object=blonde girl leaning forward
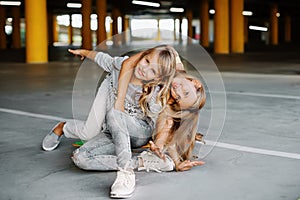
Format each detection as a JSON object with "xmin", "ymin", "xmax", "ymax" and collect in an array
[
  {"xmin": 150, "ymin": 70, "xmax": 206, "ymax": 171},
  {"xmin": 42, "ymin": 45, "xmax": 177, "ymax": 198}
]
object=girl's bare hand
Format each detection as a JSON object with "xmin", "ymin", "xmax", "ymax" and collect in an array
[
  {"xmin": 177, "ymin": 160, "xmax": 205, "ymax": 171},
  {"xmin": 68, "ymin": 49, "xmax": 85, "ymax": 60},
  {"xmin": 149, "ymin": 141, "xmax": 166, "ymax": 161}
]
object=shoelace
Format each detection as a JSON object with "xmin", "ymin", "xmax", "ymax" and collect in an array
[
  {"xmin": 138, "ymin": 152, "xmax": 162, "ymax": 173},
  {"xmin": 115, "ymin": 163, "xmax": 134, "ymax": 186}
]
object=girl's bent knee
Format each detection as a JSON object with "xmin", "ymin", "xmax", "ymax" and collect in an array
[{"xmin": 72, "ymin": 150, "xmax": 90, "ymax": 170}]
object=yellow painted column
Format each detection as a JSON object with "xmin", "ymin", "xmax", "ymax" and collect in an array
[
  {"xmin": 284, "ymin": 15, "xmax": 291, "ymax": 43},
  {"xmin": 11, "ymin": 6, "xmax": 21, "ymax": 49},
  {"xmin": 269, "ymin": 4, "xmax": 278, "ymax": 45},
  {"xmin": 81, "ymin": 0, "xmax": 92, "ymax": 49},
  {"xmin": 200, "ymin": 0, "xmax": 209, "ymax": 47},
  {"xmin": 230, "ymin": 0, "xmax": 244, "ymax": 53},
  {"xmin": 0, "ymin": 6, "xmax": 7, "ymax": 49},
  {"xmin": 112, "ymin": 8, "xmax": 119, "ymax": 36},
  {"xmin": 53, "ymin": 15, "xmax": 59, "ymax": 43},
  {"xmin": 68, "ymin": 15, "xmax": 73, "ymax": 45},
  {"xmin": 121, "ymin": 14, "xmax": 127, "ymax": 44},
  {"xmin": 156, "ymin": 18, "xmax": 161, "ymax": 41},
  {"xmin": 186, "ymin": 9, "xmax": 193, "ymax": 43},
  {"xmin": 96, "ymin": 0, "xmax": 106, "ymax": 45},
  {"xmin": 25, "ymin": 0, "xmax": 48, "ymax": 63},
  {"xmin": 112, "ymin": 8, "xmax": 121, "ymax": 46},
  {"xmin": 214, "ymin": 0, "xmax": 229, "ymax": 54}
]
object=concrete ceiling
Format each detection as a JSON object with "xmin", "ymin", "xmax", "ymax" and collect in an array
[{"xmin": 6, "ymin": 0, "xmax": 300, "ymax": 20}]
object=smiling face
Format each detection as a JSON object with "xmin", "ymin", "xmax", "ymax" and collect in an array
[
  {"xmin": 171, "ymin": 76, "xmax": 198, "ymax": 109},
  {"xmin": 133, "ymin": 51, "xmax": 161, "ymax": 82}
]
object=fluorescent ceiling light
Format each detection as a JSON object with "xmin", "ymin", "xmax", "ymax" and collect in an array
[
  {"xmin": 209, "ymin": 9, "xmax": 215, "ymax": 14},
  {"xmin": 67, "ymin": 3, "xmax": 82, "ymax": 8},
  {"xmin": 242, "ymin": 11, "xmax": 253, "ymax": 16},
  {"xmin": 249, "ymin": 25, "xmax": 268, "ymax": 32},
  {"xmin": 132, "ymin": 0, "xmax": 160, "ymax": 8},
  {"xmin": 170, "ymin": 7, "xmax": 184, "ymax": 13},
  {"xmin": 0, "ymin": 1, "xmax": 21, "ymax": 6}
]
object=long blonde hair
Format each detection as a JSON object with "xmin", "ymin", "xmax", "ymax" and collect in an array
[
  {"xmin": 138, "ymin": 45, "xmax": 177, "ymax": 117},
  {"xmin": 155, "ymin": 71, "xmax": 206, "ymax": 162}
]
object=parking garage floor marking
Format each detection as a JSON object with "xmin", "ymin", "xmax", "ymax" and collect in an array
[{"xmin": 1, "ymin": 107, "xmax": 299, "ymax": 160}]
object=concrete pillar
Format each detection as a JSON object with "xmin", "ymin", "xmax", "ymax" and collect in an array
[
  {"xmin": 179, "ymin": 16, "xmax": 183, "ymax": 44},
  {"xmin": 112, "ymin": 8, "xmax": 121, "ymax": 46},
  {"xmin": 81, "ymin": 0, "xmax": 92, "ymax": 49},
  {"xmin": 173, "ymin": 18, "xmax": 176, "ymax": 41},
  {"xmin": 68, "ymin": 15, "xmax": 73, "ymax": 45},
  {"xmin": 186, "ymin": 9, "xmax": 193, "ymax": 43},
  {"xmin": 53, "ymin": 15, "xmax": 59, "ymax": 43},
  {"xmin": 47, "ymin": 12, "xmax": 54, "ymax": 46},
  {"xmin": 121, "ymin": 14, "xmax": 127, "ymax": 44},
  {"xmin": 244, "ymin": 16, "xmax": 248, "ymax": 44},
  {"xmin": 269, "ymin": 4, "xmax": 278, "ymax": 45},
  {"xmin": 156, "ymin": 18, "xmax": 161, "ymax": 41},
  {"xmin": 230, "ymin": 0, "xmax": 244, "ymax": 53},
  {"xmin": 25, "ymin": 0, "xmax": 48, "ymax": 63},
  {"xmin": 96, "ymin": 0, "xmax": 106, "ymax": 45},
  {"xmin": 0, "ymin": 6, "xmax": 7, "ymax": 49},
  {"xmin": 214, "ymin": 0, "xmax": 229, "ymax": 54},
  {"xmin": 112, "ymin": 8, "xmax": 119, "ymax": 36},
  {"xmin": 11, "ymin": 6, "xmax": 21, "ymax": 49},
  {"xmin": 284, "ymin": 15, "xmax": 291, "ymax": 42},
  {"xmin": 200, "ymin": 0, "xmax": 209, "ymax": 47}
]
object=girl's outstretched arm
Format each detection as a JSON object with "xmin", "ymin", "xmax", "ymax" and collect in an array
[
  {"xmin": 115, "ymin": 51, "xmax": 143, "ymax": 111},
  {"xmin": 68, "ymin": 49, "xmax": 98, "ymax": 61}
]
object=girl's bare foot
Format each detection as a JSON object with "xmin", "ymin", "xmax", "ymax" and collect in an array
[{"xmin": 53, "ymin": 122, "xmax": 65, "ymax": 136}]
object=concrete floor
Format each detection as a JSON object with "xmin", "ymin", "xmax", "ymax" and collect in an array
[{"xmin": 0, "ymin": 43, "xmax": 300, "ymax": 200}]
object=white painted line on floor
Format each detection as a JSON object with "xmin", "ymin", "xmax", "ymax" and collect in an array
[
  {"xmin": 0, "ymin": 107, "xmax": 69, "ymax": 122},
  {"xmin": 211, "ymin": 91, "xmax": 300, "ymax": 100},
  {"xmin": 205, "ymin": 140, "xmax": 300, "ymax": 160},
  {"xmin": 1, "ymin": 107, "xmax": 300, "ymax": 160}
]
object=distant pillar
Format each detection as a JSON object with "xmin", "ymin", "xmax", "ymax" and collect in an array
[
  {"xmin": 0, "ymin": 6, "xmax": 7, "ymax": 49},
  {"xmin": 112, "ymin": 8, "xmax": 119, "ymax": 36},
  {"xmin": 173, "ymin": 18, "xmax": 176, "ymax": 41},
  {"xmin": 244, "ymin": 16, "xmax": 248, "ymax": 44},
  {"xmin": 81, "ymin": 0, "xmax": 92, "ymax": 49},
  {"xmin": 156, "ymin": 18, "xmax": 161, "ymax": 41},
  {"xmin": 121, "ymin": 14, "xmax": 127, "ymax": 44},
  {"xmin": 68, "ymin": 15, "xmax": 73, "ymax": 45},
  {"xmin": 284, "ymin": 15, "xmax": 291, "ymax": 43},
  {"xmin": 47, "ymin": 12, "xmax": 54, "ymax": 46},
  {"xmin": 230, "ymin": 0, "xmax": 244, "ymax": 53},
  {"xmin": 25, "ymin": 0, "xmax": 48, "ymax": 63},
  {"xmin": 96, "ymin": 0, "xmax": 106, "ymax": 45},
  {"xmin": 214, "ymin": 0, "xmax": 229, "ymax": 54},
  {"xmin": 200, "ymin": 0, "xmax": 209, "ymax": 47},
  {"xmin": 269, "ymin": 4, "xmax": 278, "ymax": 45},
  {"xmin": 186, "ymin": 9, "xmax": 193, "ymax": 43},
  {"xmin": 179, "ymin": 16, "xmax": 183, "ymax": 44},
  {"xmin": 11, "ymin": 6, "xmax": 21, "ymax": 49},
  {"xmin": 112, "ymin": 7, "xmax": 121, "ymax": 45},
  {"xmin": 53, "ymin": 15, "xmax": 59, "ymax": 43}
]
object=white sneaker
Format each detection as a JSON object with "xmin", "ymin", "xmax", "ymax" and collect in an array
[
  {"xmin": 138, "ymin": 151, "xmax": 175, "ymax": 173},
  {"xmin": 42, "ymin": 123, "xmax": 63, "ymax": 151},
  {"xmin": 110, "ymin": 169, "xmax": 135, "ymax": 198}
]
